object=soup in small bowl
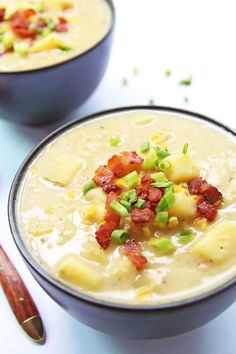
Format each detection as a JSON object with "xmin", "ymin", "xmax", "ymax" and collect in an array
[
  {"xmin": 9, "ymin": 107, "xmax": 236, "ymax": 338},
  {"xmin": 0, "ymin": 0, "xmax": 114, "ymax": 124}
]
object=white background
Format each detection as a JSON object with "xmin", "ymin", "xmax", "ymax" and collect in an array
[{"xmin": 1, "ymin": 0, "xmax": 236, "ymax": 353}]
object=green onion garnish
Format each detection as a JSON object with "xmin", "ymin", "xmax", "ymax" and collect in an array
[
  {"xmin": 83, "ymin": 181, "xmax": 95, "ymax": 195},
  {"xmin": 156, "ymin": 211, "xmax": 169, "ymax": 225},
  {"xmin": 59, "ymin": 43, "xmax": 72, "ymax": 51},
  {"xmin": 178, "ymin": 229, "xmax": 194, "ymax": 244},
  {"xmin": 165, "ymin": 69, "xmax": 172, "ymax": 77},
  {"xmin": 122, "ymin": 78, "xmax": 128, "ymax": 86},
  {"xmin": 152, "ymin": 181, "xmax": 174, "ymax": 188},
  {"xmin": 155, "ymin": 147, "xmax": 170, "ymax": 160},
  {"xmin": 110, "ymin": 201, "xmax": 129, "ymax": 217},
  {"xmin": 134, "ymin": 198, "xmax": 146, "ymax": 208},
  {"xmin": 111, "ymin": 229, "xmax": 129, "ymax": 244},
  {"xmin": 120, "ymin": 200, "xmax": 132, "ymax": 211},
  {"xmin": 158, "ymin": 160, "xmax": 171, "ymax": 171},
  {"xmin": 184, "ymin": 96, "xmax": 189, "ymax": 103},
  {"xmin": 143, "ymin": 150, "xmax": 157, "ymax": 169},
  {"xmin": 3, "ymin": 33, "xmax": 14, "ymax": 49},
  {"xmin": 157, "ymin": 190, "xmax": 175, "ymax": 211},
  {"xmin": 109, "ymin": 136, "xmax": 121, "ymax": 147},
  {"xmin": 151, "ymin": 172, "xmax": 167, "ymax": 182},
  {"xmin": 124, "ymin": 171, "xmax": 139, "ymax": 188},
  {"xmin": 139, "ymin": 141, "xmax": 150, "ymax": 153},
  {"xmin": 13, "ymin": 42, "xmax": 30, "ymax": 55},
  {"xmin": 120, "ymin": 189, "xmax": 137, "ymax": 204},
  {"xmin": 152, "ymin": 237, "xmax": 174, "ymax": 254},
  {"xmin": 179, "ymin": 76, "xmax": 192, "ymax": 86},
  {"xmin": 182, "ymin": 143, "xmax": 189, "ymax": 154}
]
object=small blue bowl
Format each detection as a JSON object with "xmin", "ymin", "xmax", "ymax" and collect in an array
[{"xmin": 0, "ymin": 0, "xmax": 115, "ymax": 125}]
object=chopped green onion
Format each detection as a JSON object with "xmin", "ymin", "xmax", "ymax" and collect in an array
[
  {"xmin": 165, "ymin": 184, "xmax": 174, "ymax": 193},
  {"xmin": 13, "ymin": 42, "xmax": 29, "ymax": 55},
  {"xmin": 111, "ymin": 229, "xmax": 129, "ymax": 244},
  {"xmin": 36, "ymin": 2, "xmax": 46, "ymax": 11},
  {"xmin": 178, "ymin": 229, "xmax": 194, "ymax": 244},
  {"xmin": 152, "ymin": 181, "xmax": 174, "ymax": 188},
  {"xmin": 179, "ymin": 76, "xmax": 192, "ymax": 86},
  {"xmin": 139, "ymin": 141, "xmax": 150, "ymax": 153},
  {"xmin": 122, "ymin": 78, "xmax": 128, "ymax": 86},
  {"xmin": 83, "ymin": 181, "xmax": 95, "ymax": 195},
  {"xmin": 149, "ymin": 98, "xmax": 155, "ymax": 105},
  {"xmin": 120, "ymin": 189, "xmax": 137, "ymax": 204},
  {"xmin": 124, "ymin": 171, "xmax": 139, "ymax": 188},
  {"xmin": 134, "ymin": 198, "xmax": 146, "ymax": 208},
  {"xmin": 42, "ymin": 27, "xmax": 52, "ymax": 37},
  {"xmin": 151, "ymin": 172, "xmax": 167, "ymax": 182},
  {"xmin": 157, "ymin": 190, "xmax": 175, "ymax": 211},
  {"xmin": 156, "ymin": 211, "xmax": 169, "ymax": 225},
  {"xmin": 184, "ymin": 96, "xmax": 189, "ymax": 103},
  {"xmin": 47, "ymin": 19, "xmax": 56, "ymax": 30},
  {"xmin": 143, "ymin": 150, "xmax": 157, "ymax": 169},
  {"xmin": 120, "ymin": 200, "xmax": 131, "ymax": 212},
  {"xmin": 182, "ymin": 143, "xmax": 189, "ymax": 154},
  {"xmin": 155, "ymin": 146, "xmax": 170, "ymax": 160},
  {"xmin": 108, "ymin": 136, "xmax": 121, "ymax": 147},
  {"xmin": 127, "ymin": 189, "xmax": 137, "ymax": 203},
  {"xmin": 158, "ymin": 160, "xmax": 171, "ymax": 171},
  {"xmin": 152, "ymin": 237, "xmax": 174, "ymax": 254},
  {"xmin": 110, "ymin": 201, "xmax": 129, "ymax": 217},
  {"xmin": 59, "ymin": 43, "xmax": 72, "ymax": 51},
  {"xmin": 165, "ymin": 69, "xmax": 172, "ymax": 77}
]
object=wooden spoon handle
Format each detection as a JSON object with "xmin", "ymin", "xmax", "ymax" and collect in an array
[{"xmin": 0, "ymin": 245, "xmax": 45, "ymax": 343}]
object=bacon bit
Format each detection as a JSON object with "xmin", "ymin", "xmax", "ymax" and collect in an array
[
  {"xmin": 131, "ymin": 207, "xmax": 154, "ymax": 224},
  {"xmin": 95, "ymin": 223, "xmax": 113, "ymax": 249},
  {"xmin": 95, "ymin": 192, "xmax": 121, "ymax": 249},
  {"xmin": 188, "ymin": 177, "xmax": 222, "ymax": 207},
  {"xmin": 196, "ymin": 197, "xmax": 217, "ymax": 221},
  {"xmin": 141, "ymin": 174, "xmax": 153, "ymax": 186},
  {"xmin": 10, "ymin": 11, "xmax": 36, "ymax": 38},
  {"xmin": 107, "ymin": 151, "xmax": 143, "ymax": 178},
  {"xmin": 93, "ymin": 165, "xmax": 115, "ymax": 193},
  {"xmin": 104, "ymin": 192, "xmax": 121, "ymax": 229},
  {"xmin": 0, "ymin": 47, "xmax": 13, "ymax": 56},
  {"xmin": 120, "ymin": 239, "xmax": 147, "ymax": 271},
  {"xmin": 58, "ymin": 17, "xmax": 68, "ymax": 24},
  {"xmin": 107, "ymin": 155, "xmax": 124, "ymax": 177},
  {"xmin": 137, "ymin": 186, "xmax": 149, "ymax": 200},
  {"xmin": 23, "ymin": 9, "xmax": 36, "ymax": 19},
  {"xmin": 0, "ymin": 8, "xmax": 5, "ymax": 22},
  {"xmin": 148, "ymin": 187, "xmax": 163, "ymax": 203},
  {"xmin": 54, "ymin": 22, "xmax": 68, "ymax": 32},
  {"xmin": 36, "ymin": 18, "xmax": 47, "ymax": 28},
  {"xmin": 188, "ymin": 177, "xmax": 203, "ymax": 195}
]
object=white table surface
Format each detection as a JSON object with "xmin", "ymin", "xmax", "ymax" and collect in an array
[{"xmin": 1, "ymin": 0, "xmax": 236, "ymax": 353}]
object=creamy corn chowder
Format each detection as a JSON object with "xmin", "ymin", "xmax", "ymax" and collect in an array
[
  {"xmin": 19, "ymin": 110, "xmax": 236, "ymax": 305},
  {"xmin": 0, "ymin": 0, "xmax": 112, "ymax": 71}
]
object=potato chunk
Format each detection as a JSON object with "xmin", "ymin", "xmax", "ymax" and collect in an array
[
  {"xmin": 193, "ymin": 221, "xmax": 236, "ymax": 263},
  {"xmin": 169, "ymin": 192, "xmax": 197, "ymax": 219},
  {"xmin": 58, "ymin": 255, "xmax": 103, "ymax": 290},
  {"xmin": 164, "ymin": 154, "xmax": 199, "ymax": 183},
  {"xmin": 38, "ymin": 154, "xmax": 82, "ymax": 186}
]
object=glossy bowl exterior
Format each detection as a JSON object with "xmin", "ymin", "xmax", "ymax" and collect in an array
[
  {"xmin": 9, "ymin": 107, "xmax": 236, "ymax": 338},
  {"xmin": 0, "ymin": 0, "xmax": 115, "ymax": 125}
]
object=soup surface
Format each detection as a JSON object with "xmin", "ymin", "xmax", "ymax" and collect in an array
[
  {"xmin": 19, "ymin": 110, "xmax": 236, "ymax": 304},
  {"xmin": 0, "ymin": 0, "xmax": 111, "ymax": 72}
]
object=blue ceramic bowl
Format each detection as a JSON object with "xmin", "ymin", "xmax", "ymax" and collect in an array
[
  {"xmin": 0, "ymin": 0, "xmax": 115, "ymax": 125},
  {"xmin": 8, "ymin": 107, "xmax": 236, "ymax": 339}
]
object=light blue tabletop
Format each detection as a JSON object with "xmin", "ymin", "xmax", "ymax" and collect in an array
[{"xmin": 1, "ymin": 0, "xmax": 236, "ymax": 353}]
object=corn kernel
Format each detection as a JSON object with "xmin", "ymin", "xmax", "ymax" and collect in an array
[
  {"xmin": 194, "ymin": 217, "xmax": 208, "ymax": 230},
  {"xmin": 115, "ymin": 178, "xmax": 125, "ymax": 188},
  {"xmin": 168, "ymin": 216, "xmax": 179, "ymax": 228},
  {"xmin": 29, "ymin": 226, "xmax": 53, "ymax": 237},
  {"xmin": 135, "ymin": 282, "xmax": 157, "ymax": 303},
  {"xmin": 142, "ymin": 226, "xmax": 152, "ymax": 238},
  {"xmin": 151, "ymin": 131, "xmax": 171, "ymax": 144},
  {"xmin": 83, "ymin": 206, "xmax": 97, "ymax": 224},
  {"xmin": 66, "ymin": 189, "xmax": 75, "ymax": 200}
]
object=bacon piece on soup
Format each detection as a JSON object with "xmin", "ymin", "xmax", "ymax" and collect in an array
[
  {"xmin": 196, "ymin": 197, "xmax": 217, "ymax": 221},
  {"xmin": 107, "ymin": 151, "xmax": 143, "ymax": 177},
  {"xmin": 140, "ymin": 174, "xmax": 153, "ymax": 186},
  {"xmin": 0, "ymin": 8, "xmax": 5, "ymax": 22},
  {"xmin": 23, "ymin": 9, "xmax": 36, "ymax": 18},
  {"xmin": 95, "ymin": 192, "xmax": 121, "ymax": 249},
  {"xmin": 188, "ymin": 177, "xmax": 203, "ymax": 195},
  {"xmin": 188, "ymin": 177, "xmax": 222, "ymax": 209},
  {"xmin": 120, "ymin": 239, "xmax": 147, "ymax": 271},
  {"xmin": 93, "ymin": 165, "xmax": 116, "ymax": 193},
  {"xmin": 131, "ymin": 207, "xmax": 154, "ymax": 224},
  {"xmin": 36, "ymin": 18, "xmax": 47, "ymax": 28},
  {"xmin": 10, "ymin": 10, "xmax": 36, "ymax": 38},
  {"xmin": 55, "ymin": 17, "xmax": 68, "ymax": 32},
  {"xmin": 95, "ymin": 224, "xmax": 113, "ymax": 249}
]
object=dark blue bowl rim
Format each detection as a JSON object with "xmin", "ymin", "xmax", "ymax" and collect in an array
[
  {"xmin": 8, "ymin": 105, "xmax": 236, "ymax": 312},
  {"xmin": 0, "ymin": 0, "xmax": 115, "ymax": 75}
]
